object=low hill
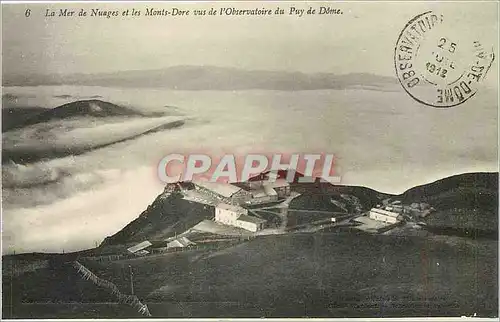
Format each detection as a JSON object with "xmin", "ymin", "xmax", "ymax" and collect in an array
[
  {"xmin": 36, "ymin": 99, "xmax": 143, "ymax": 119},
  {"xmin": 292, "ymin": 182, "xmax": 390, "ymax": 211},
  {"xmin": 2, "ymin": 99, "xmax": 184, "ymax": 163},
  {"xmin": 2, "ymin": 106, "xmax": 47, "ymax": 132},
  {"xmin": 4, "ymin": 100, "xmax": 146, "ymax": 131},
  {"xmin": 398, "ymin": 172, "xmax": 498, "ymax": 233},
  {"xmin": 399, "ymin": 172, "xmax": 498, "ymax": 203}
]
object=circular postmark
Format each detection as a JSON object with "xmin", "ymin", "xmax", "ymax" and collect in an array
[{"xmin": 394, "ymin": 11, "xmax": 495, "ymax": 108}]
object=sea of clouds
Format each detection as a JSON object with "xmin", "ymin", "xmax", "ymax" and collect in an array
[{"xmin": 2, "ymin": 85, "xmax": 498, "ymax": 254}]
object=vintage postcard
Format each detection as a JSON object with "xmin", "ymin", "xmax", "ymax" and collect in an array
[{"xmin": 1, "ymin": 1, "xmax": 498, "ymax": 319}]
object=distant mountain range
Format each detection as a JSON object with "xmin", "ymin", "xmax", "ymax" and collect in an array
[{"xmin": 3, "ymin": 66, "xmax": 398, "ymax": 90}]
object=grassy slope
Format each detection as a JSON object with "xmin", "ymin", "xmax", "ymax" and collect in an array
[
  {"xmin": 87, "ymin": 233, "xmax": 497, "ymax": 318},
  {"xmin": 5, "ymin": 233, "xmax": 497, "ymax": 318},
  {"xmin": 2, "ymin": 259, "xmax": 141, "ymax": 318},
  {"xmin": 289, "ymin": 194, "xmax": 346, "ymax": 212}
]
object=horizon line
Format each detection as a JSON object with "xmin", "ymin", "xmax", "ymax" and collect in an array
[{"xmin": 3, "ymin": 65, "xmax": 398, "ymax": 78}]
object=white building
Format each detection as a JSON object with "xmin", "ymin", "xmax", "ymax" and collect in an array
[
  {"xmin": 215, "ymin": 203, "xmax": 248, "ymax": 226},
  {"xmin": 235, "ymin": 215, "xmax": 266, "ymax": 232},
  {"xmin": 369, "ymin": 208, "xmax": 401, "ymax": 224},
  {"xmin": 215, "ymin": 203, "xmax": 266, "ymax": 232}
]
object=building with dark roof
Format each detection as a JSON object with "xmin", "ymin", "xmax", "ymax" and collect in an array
[{"xmin": 194, "ymin": 180, "xmax": 252, "ymax": 205}]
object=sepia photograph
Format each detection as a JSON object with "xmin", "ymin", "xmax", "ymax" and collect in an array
[{"xmin": 1, "ymin": 1, "xmax": 499, "ymax": 319}]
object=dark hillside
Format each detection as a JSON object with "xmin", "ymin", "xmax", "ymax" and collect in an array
[
  {"xmin": 289, "ymin": 194, "xmax": 345, "ymax": 212},
  {"xmin": 100, "ymin": 191, "xmax": 214, "ymax": 247},
  {"xmin": 399, "ymin": 172, "xmax": 498, "ymax": 234},
  {"xmin": 5, "ymin": 100, "xmax": 145, "ymax": 131},
  {"xmin": 92, "ymin": 233, "xmax": 497, "ymax": 317},
  {"xmin": 292, "ymin": 183, "xmax": 388, "ymax": 211},
  {"xmin": 399, "ymin": 172, "xmax": 498, "ymax": 204},
  {"xmin": 2, "ymin": 107, "xmax": 47, "ymax": 132},
  {"xmin": 2, "ymin": 259, "xmax": 140, "ymax": 318}
]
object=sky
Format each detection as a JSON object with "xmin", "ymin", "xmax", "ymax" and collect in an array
[{"xmin": 2, "ymin": 1, "xmax": 498, "ymax": 83}]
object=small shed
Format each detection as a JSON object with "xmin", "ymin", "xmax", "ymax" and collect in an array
[
  {"xmin": 167, "ymin": 237, "xmax": 195, "ymax": 248},
  {"xmin": 127, "ymin": 241, "xmax": 152, "ymax": 254}
]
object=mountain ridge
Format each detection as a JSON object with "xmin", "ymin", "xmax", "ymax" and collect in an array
[
  {"xmin": 3, "ymin": 66, "xmax": 398, "ymax": 90},
  {"xmin": 98, "ymin": 171, "xmax": 498, "ymax": 247}
]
